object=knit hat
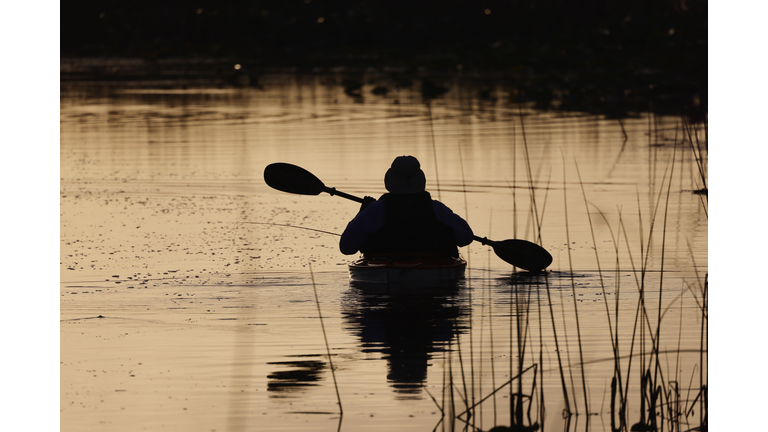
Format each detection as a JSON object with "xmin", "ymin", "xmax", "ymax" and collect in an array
[{"xmin": 384, "ymin": 156, "xmax": 426, "ymax": 194}]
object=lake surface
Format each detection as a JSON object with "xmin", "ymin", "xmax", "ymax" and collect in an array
[{"xmin": 60, "ymin": 75, "xmax": 707, "ymax": 432}]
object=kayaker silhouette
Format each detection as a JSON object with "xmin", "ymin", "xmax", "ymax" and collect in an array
[{"xmin": 340, "ymin": 156, "xmax": 473, "ymax": 258}]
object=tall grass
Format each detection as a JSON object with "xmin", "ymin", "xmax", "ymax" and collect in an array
[
  {"xmin": 442, "ymin": 112, "xmax": 707, "ymax": 432},
  {"xmin": 585, "ymin": 114, "xmax": 707, "ymax": 432},
  {"xmin": 416, "ymin": 101, "xmax": 707, "ymax": 432}
]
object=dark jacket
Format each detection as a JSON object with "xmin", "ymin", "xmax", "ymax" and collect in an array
[{"xmin": 340, "ymin": 192, "xmax": 473, "ymax": 257}]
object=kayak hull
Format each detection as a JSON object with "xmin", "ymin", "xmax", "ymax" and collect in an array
[{"xmin": 348, "ymin": 255, "xmax": 466, "ymax": 287}]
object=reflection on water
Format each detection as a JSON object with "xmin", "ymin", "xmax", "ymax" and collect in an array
[
  {"xmin": 342, "ymin": 284, "xmax": 468, "ymax": 398},
  {"xmin": 60, "ymin": 74, "xmax": 706, "ymax": 432},
  {"xmin": 267, "ymin": 357, "xmax": 326, "ymax": 396}
]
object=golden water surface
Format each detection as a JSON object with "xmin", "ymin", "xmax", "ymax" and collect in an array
[{"xmin": 61, "ymin": 76, "xmax": 707, "ymax": 432}]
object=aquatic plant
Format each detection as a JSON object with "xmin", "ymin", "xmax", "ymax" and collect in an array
[{"xmin": 443, "ymin": 112, "xmax": 706, "ymax": 432}]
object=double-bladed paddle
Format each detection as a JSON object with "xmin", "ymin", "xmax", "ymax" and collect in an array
[{"xmin": 263, "ymin": 162, "xmax": 553, "ymax": 271}]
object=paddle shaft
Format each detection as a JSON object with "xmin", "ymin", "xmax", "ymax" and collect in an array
[
  {"xmin": 324, "ymin": 187, "xmax": 364, "ymax": 203},
  {"xmin": 472, "ymin": 236, "xmax": 494, "ymax": 246}
]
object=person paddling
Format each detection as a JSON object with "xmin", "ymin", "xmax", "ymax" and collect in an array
[{"xmin": 340, "ymin": 156, "xmax": 473, "ymax": 258}]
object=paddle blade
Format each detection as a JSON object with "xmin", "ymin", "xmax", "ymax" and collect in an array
[
  {"xmin": 264, "ymin": 163, "xmax": 327, "ymax": 196},
  {"xmin": 491, "ymin": 239, "xmax": 553, "ymax": 271}
]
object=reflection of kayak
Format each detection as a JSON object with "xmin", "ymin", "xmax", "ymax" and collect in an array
[{"xmin": 348, "ymin": 255, "xmax": 466, "ymax": 286}]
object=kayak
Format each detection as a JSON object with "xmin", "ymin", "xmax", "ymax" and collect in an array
[{"xmin": 348, "ymin": 255, "xmax": 467, "ymax": 286}]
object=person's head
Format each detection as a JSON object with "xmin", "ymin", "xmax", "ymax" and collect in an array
[{"xmin": 384, "ymin": 155, "xmax": 426, "ymax": 194}]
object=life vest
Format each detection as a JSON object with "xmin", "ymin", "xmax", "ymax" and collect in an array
[{"xmin": 360, "ymin": 192, "xmax": 459, "ymax": 258}]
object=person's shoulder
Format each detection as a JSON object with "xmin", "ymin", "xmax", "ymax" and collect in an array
[
  {"xmin": 431, "ymin": 199, "xmax": 453, "ymax": 211},
  {"xmin": 432, "ymin": 200, "xmax": 464, "ymax": 221},
  {"xmin": 361, "ymin": 199, "xmax": 386, "ymax": 215}
]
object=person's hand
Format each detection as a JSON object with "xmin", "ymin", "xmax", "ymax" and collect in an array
[{"xmin": 360, "ymin": 196, "xmax": 376, "ymax": 212}]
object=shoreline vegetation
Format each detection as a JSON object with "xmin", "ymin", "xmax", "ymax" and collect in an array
[
  {"xmin": 61, "ymin": 0, "xmax": 706, "ymax": 121},
  {"xmin": 437, "ymin": 112, "xmax": 706, "ymax": 432}
]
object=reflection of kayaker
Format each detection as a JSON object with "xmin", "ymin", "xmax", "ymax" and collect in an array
[
  {"xmin": 341, "ymin": 285, "xmax": 467, "ymax": 397},
  {"xmin": 339, "ymin": 156, "xmax": 473, "ymax": 258}
]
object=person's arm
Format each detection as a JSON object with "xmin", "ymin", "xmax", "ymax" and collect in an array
[
  {"xmin": 339, "ymin": 200, "xmax": 386, "ymax": 255},
  {"xmin": 432, "ymin": 201, "xmax": 474, "ymax": 246}
]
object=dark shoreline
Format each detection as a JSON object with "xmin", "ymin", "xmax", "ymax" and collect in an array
[
  {"xmin": 61, "ymin": 1, "xmax": 706, "ymax": 121},
  {"xmin": 60, "ymin": 57, "xmax": 705, "ymax": 122}
]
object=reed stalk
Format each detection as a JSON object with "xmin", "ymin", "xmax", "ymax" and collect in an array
[
  {"xmin": 517, "ymin": 105, "xmax": 544, "ymax": 246},
  {"xmin": 309, "ymin": 263, "xmax": 343, "ymax": 416},
  {"xmin": 457, "ymin": 128, "xmax": 477, "ymax": 427},
  {"xmin": 561, "ymin": 153, "xmax": 590, "ymax": 416},
  {"xmin": 682, "ymin": 117, "xmax": 708, "ymax": 195},
  {"xmin": 574, "ymin": 161, "xmax": 624, "ymax": 400},
  {"xmin": 487, "ymin": 216, "xmax": 499, "ymax": 426},
  {"xmin": 536, "ymin": 276, "xmax": 546, "ymax": 430},
  {"xmin": 426, "ymin": 101, "xmax": 442, "ymax": 202},
  {"xmin": 548, "ymin": 268, "xmax": 574, "ymax": 415},
  {"xmin": 456, "ymin": 364, "xmax": 537, "ymax": 420}
]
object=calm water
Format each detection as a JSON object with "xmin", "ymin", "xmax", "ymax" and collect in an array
[{"xmin": 60, "ymin": 75, "xmax": 707, "ymax": 432}]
